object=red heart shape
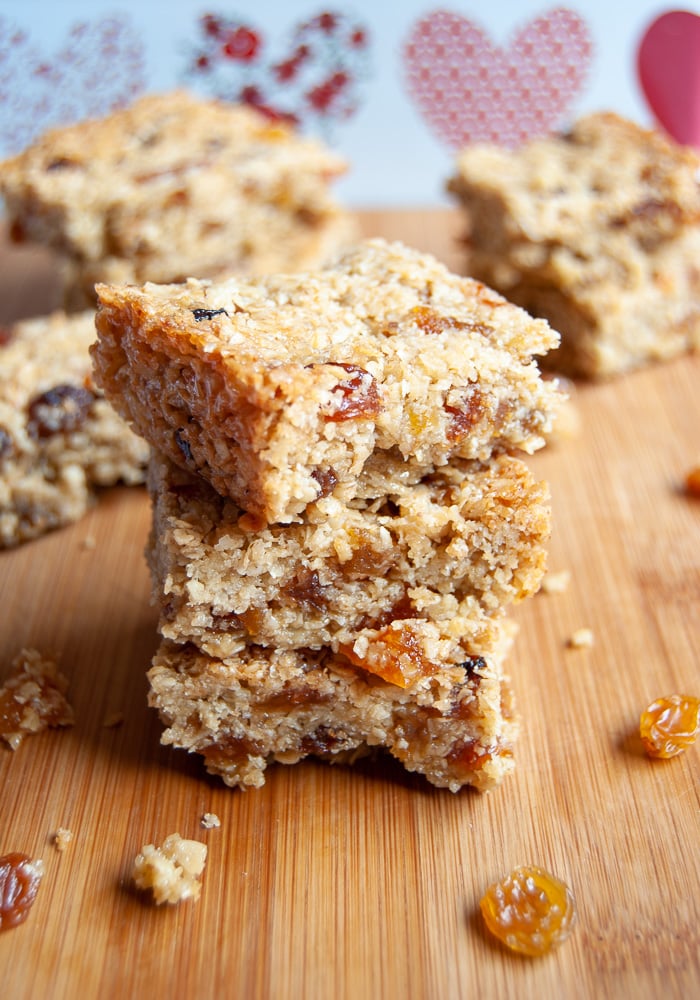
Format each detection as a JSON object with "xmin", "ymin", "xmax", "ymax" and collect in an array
[
  {"xmin": 0, "ymin": 14, "xmax": 145, "ymax": 155},
  {"xmin": 638, "ymin": 10, "xmax": 700, "ymax": 148},
  {"xmin": 403, "ymin": 7, "xmax": 592, "ymax": 149}
]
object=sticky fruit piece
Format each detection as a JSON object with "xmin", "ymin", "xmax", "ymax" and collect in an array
[
  {"xmin": 0, "ymin": 853, "xmax": 44, "ymax": 930},
  {"xmin": 640, "ymin": 694, "xmax": 700, "ymax": 759},
  {"xmin": 315, "ymin": 363, "xmax": 380, "ymax": 422},
  {"xmin": 339, "ymin": 622, "xmax": 434, "ymax": 688},
  {"xmin": 27, "ymin": 383, "xmax": 95, "ymax": 438},
  {"xmin": 686, "ymin": 466, "xmax": 700, "ymax": 497},
  {"xmin": 480, "ymin": 864, "xmax": 576, "ymax": 957}
]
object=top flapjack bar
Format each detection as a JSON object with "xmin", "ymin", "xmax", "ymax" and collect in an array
[
  {"xmin": 447, "ymin": 112, "xmax": 700, "ymax": 377},
  {"xmin": 0, "ymin": 91, "xmax": 356, "ymax": 308},
  {"xmin": 92, "ymin": 238, "xmax": 561, "ymax": 524}
]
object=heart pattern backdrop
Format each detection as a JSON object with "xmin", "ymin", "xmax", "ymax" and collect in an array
[
  {"xmin": 403, "ymin": 6, "xmax": 593, "ymax": 149},
  {"xmin": 0, "ymin": 4, "xmax": 697, "ymax": 197},
  {"xmin": 0, "ymin": 14, "xmax": 145, "ymax": 155},
  {"xmin": 181, "ymin": 10, "xmax": 371, "ymax": 134}
]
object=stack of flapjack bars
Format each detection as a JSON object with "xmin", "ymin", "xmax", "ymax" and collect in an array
[{"xmin": 91, "ymin": 238, "xmax": 562, "ymax": 792}]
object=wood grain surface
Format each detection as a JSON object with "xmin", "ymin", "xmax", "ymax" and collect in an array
[{"xmin": 1, "ymin": 210, "xmax": 699, "ymax": 999}]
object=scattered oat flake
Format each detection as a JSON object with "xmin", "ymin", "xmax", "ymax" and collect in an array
[
  {"xmin": 686, "ymin": 466, "xmax": 700, "ymax": 497},
  {"xmin": 132, "ymin": 833, "xmax": 207, "ymax": 905},
  {"xmin": 0, "ymin": 853, "xmax": 44, "ymax": 930},
  {"xmin": 568, "ymin": 627, "xmax": 594, "ymax": 649},
  {"xmin": 541, "ymin": 569, "xmax": 571, "ymax": 595},
  {"xmin": 53, "ymin": 828, "xmax": 74, "ymax": 852},
  {"xmin": 102, "ymin": 711, "xmax": 124, "ymax": 728},
  {"xmin": 0, "ymin": 648, "xmax": 74, "ymax": 750},
  {"xmin": 201, "ymin": 813, "xmax": 221, "ymax": 829}
]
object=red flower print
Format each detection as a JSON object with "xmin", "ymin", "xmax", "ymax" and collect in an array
[
  {"xmin": 180, "ymin": 9, "xmax": 371, "ymax": 135},
  {"xmin": 306, "ymin": 70, "xmax": 348, "ymax": 112},
  {"xmin": 315, "ymin": 13, "xmax": 338, "ymax": 33},
  {"xmin": 307, "ymin": 80, "xmax": 334, "ymax": 111},
  {"xmin": 239, "ymin": 84, "xmax": 299, "ymax": 125},
  {"xmin": 239, "ymin": 84, "xmax": 263, "ymax": 105},
  {"xmin": 274, "ymin": 58, "xmax": 296, "ymax": 82},
  {"xmin": 202, "ymin": 15, "xmax": 222, "ymax": 38},
  {"xmin": 222, "ymin": 26, "xmax": 260, "ymax": 62}
]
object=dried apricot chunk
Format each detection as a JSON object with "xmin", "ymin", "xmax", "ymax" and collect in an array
[
  {"xmin": 311, "ymin": 466, "xmax": 338, "ymax": 499},
  {"xmin": 480, "ymin": 865, "xmax": 576, "ymax": 957},
  {"xmin": 640, "ymin": 694, "xmax": 700, "ymax": 759},
  {"xmin": 686, "ymin": 466, "xmax": 700, "ymax": 498},
  {"xmin": 409, "ymin": 305, "xmax": 457, "ymax": 335},
  {"xmin": 408, "ymin": 305, "xmax": 492, "ymax": 338},
  {"xmin": 283, "ymin": 569, "xmax": 328, "ymax": 610},
  {"xmin": 445, "ymin": 395, "xmax": 484, "ymax": 442},
  {"xmin": 339, "ymin": 622, "xmax": 434, "ymax": 688},
  {"xmin": 313, "ymin": 363, "xmax": 381, "ymax": 422},
  {"xmin": 0, "ymin": 853, "xmax": 44, "ymax": 930}
]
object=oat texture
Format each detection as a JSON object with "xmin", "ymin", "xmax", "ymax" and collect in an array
[
  {"xmin": 146, "ymin": 450, "xmax": 550, "ymax": 658},
  {"xmin": 448, "ymin": 112, "xmax": 700, "ymax": 377},
  {"xmin": 0, "ymin": 648, "xmax": 74, "ymax": 750},
  {"xmin": 0, "ymin": 310, "xmax": 148, "ymax": 547},
  {"xmin": 148, "ymin": 624, "xmax": 518, "ymax": 793}
]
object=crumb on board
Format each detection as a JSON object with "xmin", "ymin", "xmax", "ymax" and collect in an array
[
  {"xmin": 201, "ymin": 813, "xmax": 221, "ymax": 830},
  {"xmin": 546, "ymin": 377, "xmax": 581, "ymax": 443},
  {"xmin": 540, "ymin": 569, "xmax": 571, "ymax": 595},
  {"xmin": 0, "ymin": 648, "xmax": 74, "ymax": 750},
  {"xmin": 53, "ymin": 828, "xmax": 74, "ymax": 852},
  {"xmin": 132, "ymin": 833, "xmax": 207, "ymax": 905},
  {"xmin": 568, "ymin": 627, "xmax": 594, "ymax": 649},
  {"xmin": 81, "ymin": 535, "xmax": 97, "ymax": 551},
  {"xmin": 102, "ymin": 710, "xmax": 124, "ymax": 728}
]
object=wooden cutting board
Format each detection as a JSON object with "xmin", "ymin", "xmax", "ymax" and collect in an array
[{"xmin": 1, "ymin": 210, "xmax": 699, "ymax": 999}]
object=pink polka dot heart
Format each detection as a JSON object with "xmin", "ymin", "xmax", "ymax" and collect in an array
[{"xmin": 403, "ymin": 7, "xmax": 593, "ymax": 149}]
